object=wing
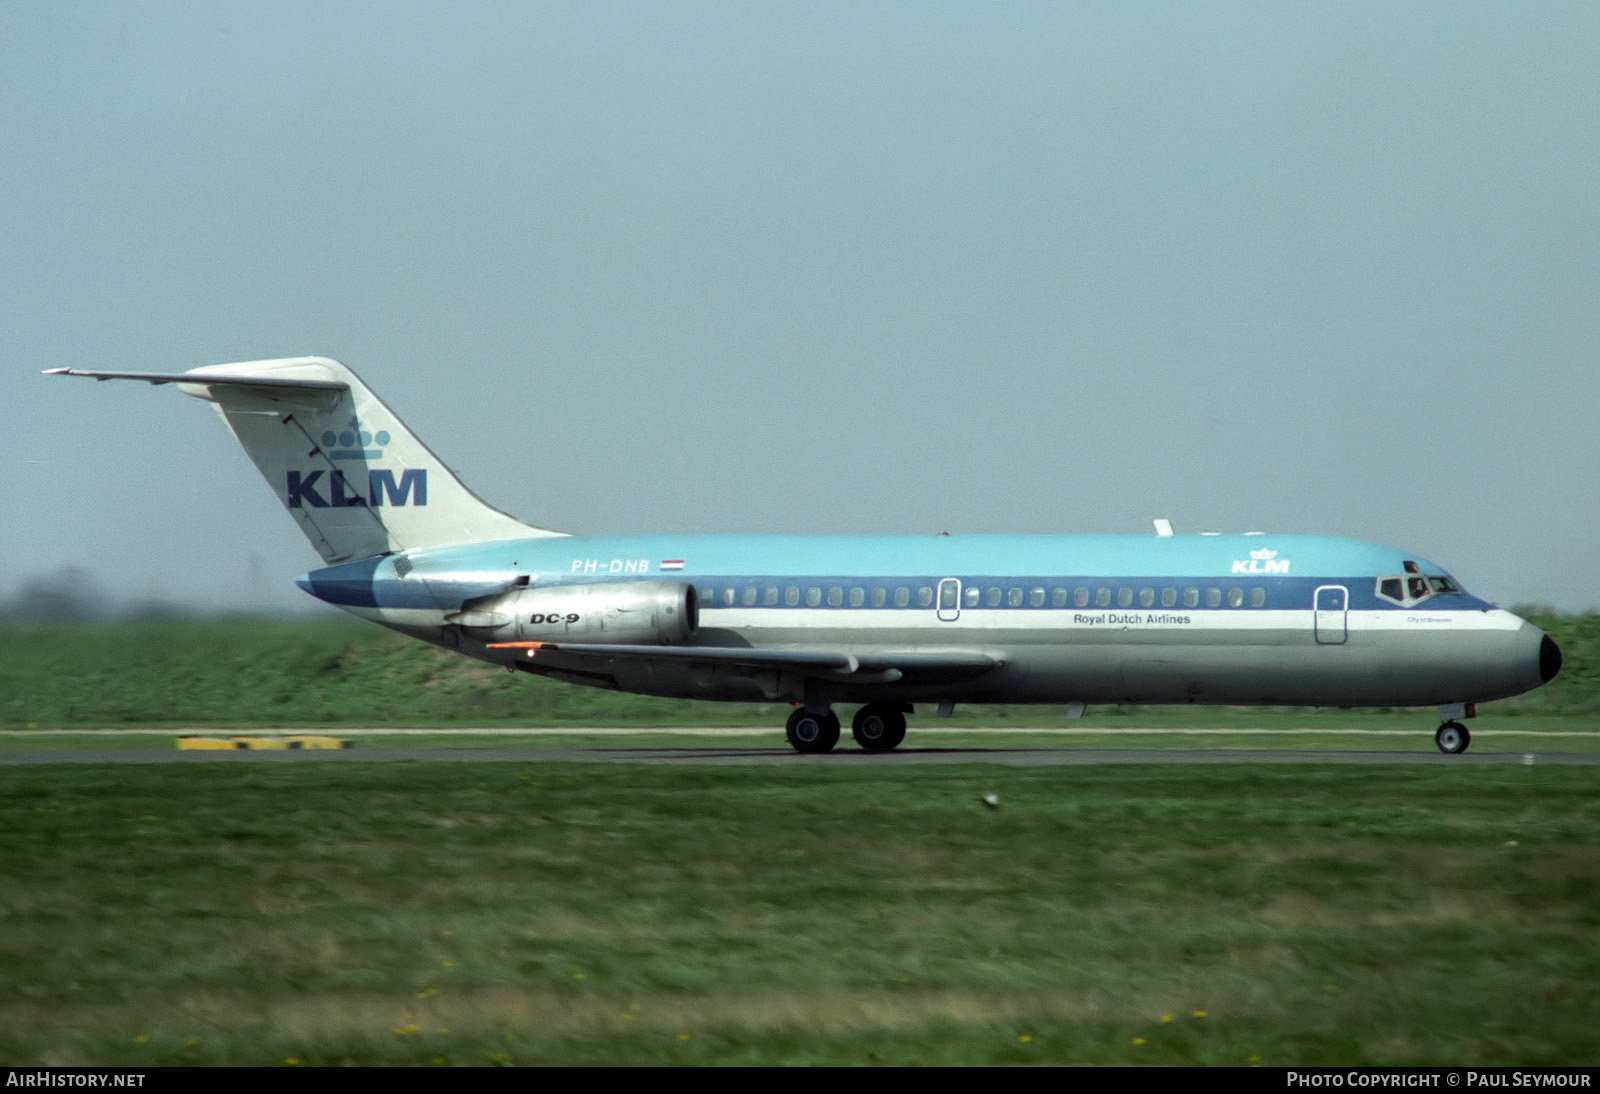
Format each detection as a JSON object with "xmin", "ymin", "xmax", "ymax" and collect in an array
[{"xmin": 487, "ymin": 641, "xmax": 1000, "ymax": 685}]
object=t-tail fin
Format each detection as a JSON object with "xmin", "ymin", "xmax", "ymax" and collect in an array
[{"xmin": 47, "ymin": 357, "xmax": 563, "ymax": 562}]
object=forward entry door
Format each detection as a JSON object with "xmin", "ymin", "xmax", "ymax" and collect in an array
[{"xmin": 1314, "ymin": 585, "xmax": 1348, "ymax": 645}]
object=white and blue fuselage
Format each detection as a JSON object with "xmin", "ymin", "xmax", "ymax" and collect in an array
[{"xmin": 299, "ymin": 531, "xmax": 1556, "ymax": 713}]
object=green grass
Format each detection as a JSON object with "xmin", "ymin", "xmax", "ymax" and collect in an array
[
  {"xmin": 2, "ymin": 761, "xmax": 1597, "ymax": 1065},
  {"xmin": 3, "ymin": 615, "xmax": 1599, "ymax": 729}
]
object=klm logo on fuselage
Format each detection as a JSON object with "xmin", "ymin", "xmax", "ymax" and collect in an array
[
  {"xmin": 287, "ymin": 469, "xmax": 428, "ymax": 508},
  {"xmin": 1232, "ymin": 548, "xmax": 1289, "ymax": 575}
]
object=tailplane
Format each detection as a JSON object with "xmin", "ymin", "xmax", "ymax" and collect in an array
[{"xmin": 48, "ymin": 357, "xmax": 563, "ymax": 562}]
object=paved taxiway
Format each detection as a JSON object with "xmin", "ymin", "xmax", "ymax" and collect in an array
[{"xmin": 5, "ymin": 746, "xmax": 1599, "ymax": 766}]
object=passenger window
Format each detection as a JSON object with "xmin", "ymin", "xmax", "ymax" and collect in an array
[
  {"xmin": 894, "ymin": 587, "xmax": 910, "ymax": 608},
  {"xmin": 1008, "ymin": 587, "xmax": 1024, "ymax": 607},
  {"xmin": 806, "ymin": 587, "xmax": 822, "ymax": 607},
  {"xmin": 742, "ymin": 586, "xmax": 757, "ymax": 606},
  {"xmin": 871, "ymin": 587, "xmax": 886, "ymax": 608},
  {"xmin": 849, "ymin": 587, "xmax": 864, "ymax": 608},
  {"xmin": 1161, "ymin": 587, "xmax": 1177, "ymax": 608},
  {"xmin": 1117, "ymin": 587, "xmax": 1133, "ymax": 608},
  {"xmin": 1138, "ymin": 587, "xmax": 1155, "ymax": 608},
  {"xmin": 1205, "ymin": 588, "xmax": 1222, "ymax": 608},
  {"xmin": 986, "ymin": 587, "xmax": 1002, "ymax": 608},
  {"xmin": 785, "ymin": 586, "xmax": 800, "ymax": 607},
  {"xmin": 939, "ymin": 584, "xmax": 957, "ymax": 609},
  {"xmin": 1075, "ymin": 588, "xmax": 1091, "ymax": 608},
  {"xmin": 1052, "ymin": 588, "xmax": 1068, "ymax": 608},
  {"xmin": 1183, "ymin": 587, "xmax": 1199, "ymax": 608},
  {"xmin": 764, "ymin": 586, "xmax": 779, "ymax": 606},
  {"xmin": 916, "ymin": 587, "xmax": 934, "ymax": 608},
  {"xmin": 1228, "ymin": 588, "xmax": 1244, "ymax": 608},
  {"xmin": 827, "ymin": 587, "xmax": 843, "ymax": 608},
  {"xmin": 965, "ymin": 586, "xmax": 981, "ymax": 608},
  {"xmin": 1030, "ymin": 588, "xmax": 1045, "ymax": 608},
  {"xmin": 722, "ymin": 587, "xmax": 736, "ymax": 607},
  {"xmin": 1095, "ymin": 588, "xmax": 1111, "ymax": 607},
  {"xmin": 1249, "ymin": 587, "xmax": 1266, "ymax": 608}
]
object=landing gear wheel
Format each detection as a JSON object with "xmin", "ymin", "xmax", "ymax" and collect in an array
[
  {"xmin": 851, "ymin": 704, "xmax": 907, "ymax": 751},
  {"xmin": 1435, "ymin": 721, "xmax": 1471, "ymax": 754},
  {"xmin": 786, "ymin": 708, "xmax": 840, "ymax": 753}
]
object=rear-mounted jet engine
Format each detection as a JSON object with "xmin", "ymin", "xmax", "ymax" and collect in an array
[{"xmin": 448, "ymin": 581, "xmax": 698, "ymax": 645}]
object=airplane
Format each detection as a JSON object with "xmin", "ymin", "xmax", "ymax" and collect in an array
[{"xmin": 49, "ymin": 356, "xmax": 1562, "ymax": 754}]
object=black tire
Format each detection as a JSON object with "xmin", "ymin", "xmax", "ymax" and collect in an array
[
  {"xmin": 851, "ymin": 704, "xmax": 907, "ymax": 751},
  {"xmin": 1435, "ymin": 721, "xmax": 1470, "ymax": 754},
  {"xmin": 786, "ymin": 708, "xmax": 840, "ymax": 753}
]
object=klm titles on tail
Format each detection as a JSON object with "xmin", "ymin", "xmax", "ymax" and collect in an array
[{"xmin": 287, "ymin": 469, "xmax": 428, "ymax": 509}]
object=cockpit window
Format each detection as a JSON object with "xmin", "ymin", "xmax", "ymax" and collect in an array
[{"xmin": 1377, "ymin": 572, "xmax": 1463, "ymax": 607}]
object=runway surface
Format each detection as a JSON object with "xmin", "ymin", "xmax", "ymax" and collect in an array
[{"xmin": 5, "ymin": 746, "xmax": 1599, "ymax": 766}]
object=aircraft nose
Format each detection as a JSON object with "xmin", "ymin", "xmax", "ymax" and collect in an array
[
  {"xmin": 1541, "ymin": 633, "xmax": 1563, "ymax": 684},
  {"xmin": 1491, "ymin": 620, "xmax": 1561, "ymax": 701}
]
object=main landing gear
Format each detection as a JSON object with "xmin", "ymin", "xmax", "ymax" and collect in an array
[
  {"xmin": 851, "ymin": 704, "xmax": 908, "ymax": 751},
  {"xmin": 785, "ymin": 703, "xmax": 908, "ymax": 754},
  {"xmin": 1435, "ymin": 721, "xmax": 1471, "ymax": 755},
  {"xmin": 784, "ymin": 707, "xmax": 840, "ymax": 753}
]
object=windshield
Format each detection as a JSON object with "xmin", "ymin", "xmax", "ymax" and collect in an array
[{"xmin": 1377, "ymin": 571, "xmax": 1462, "ymax": 607}]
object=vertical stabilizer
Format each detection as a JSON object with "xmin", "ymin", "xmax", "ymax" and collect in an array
[{"xmin": 49, "ymin": 357, "xmax": 562, "ymax": 562}]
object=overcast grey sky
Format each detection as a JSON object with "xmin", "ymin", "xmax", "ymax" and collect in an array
[{"xmin": 5, "ymin": 2, "xmax": 1597, "ymax": 614}]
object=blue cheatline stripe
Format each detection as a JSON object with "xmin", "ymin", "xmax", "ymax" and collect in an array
[{"xmin": 687, "ymin": 575, "xmax": 1487, "ymax": 613}]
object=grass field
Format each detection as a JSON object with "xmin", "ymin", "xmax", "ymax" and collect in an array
[
  {"xmin": 4, "ymin": 619, "xmax": 1596, "ymax": 1065},
  {"xmin": 3, "ymin": 760, "xmax": 1597, "ymax": 1065},
  {"xmin": 3, "ymin": 614, "xmax": 1599, "ymax": 730}
]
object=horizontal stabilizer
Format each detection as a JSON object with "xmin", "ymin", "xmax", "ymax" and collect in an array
[{"xmin": 44, "ymin": 368, "xmax": 348, "ymax": 391}]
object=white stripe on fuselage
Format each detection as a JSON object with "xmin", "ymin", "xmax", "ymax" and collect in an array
[
  {"xmin": 347, "ymin": 603, "xmax": 1524, "ymax": 641},
  {"xmin": 694, "ymin": 607, "xmax": 1524, "ymax": 634}
]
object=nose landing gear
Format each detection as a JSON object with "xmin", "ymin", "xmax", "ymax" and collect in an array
[{"xmin": 1435, "ymin": 721, "xmax": 1471, "ymax": 754}]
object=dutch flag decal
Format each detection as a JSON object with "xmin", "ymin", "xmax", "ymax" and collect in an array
[{"xmin": 660, "ymin": 559, "xmax": 685, "ymax": 571}]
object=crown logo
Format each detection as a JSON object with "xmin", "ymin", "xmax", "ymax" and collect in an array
[
  {"xmin": 1249, "ymin": 548, "xmax": 1278, "ymax": 561},
  {"xmin": 322, "ymin": 417, "xmax": 391, "ymax": 461}
]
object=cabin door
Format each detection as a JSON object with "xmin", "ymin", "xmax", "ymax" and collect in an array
[
  {"xmin": 937, "ymin": 578, "xmax": 962, "ymax": 622},
  {"xmin": 1314, "ymin": 585, "xmax": 1348, "ymax": 645}
]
